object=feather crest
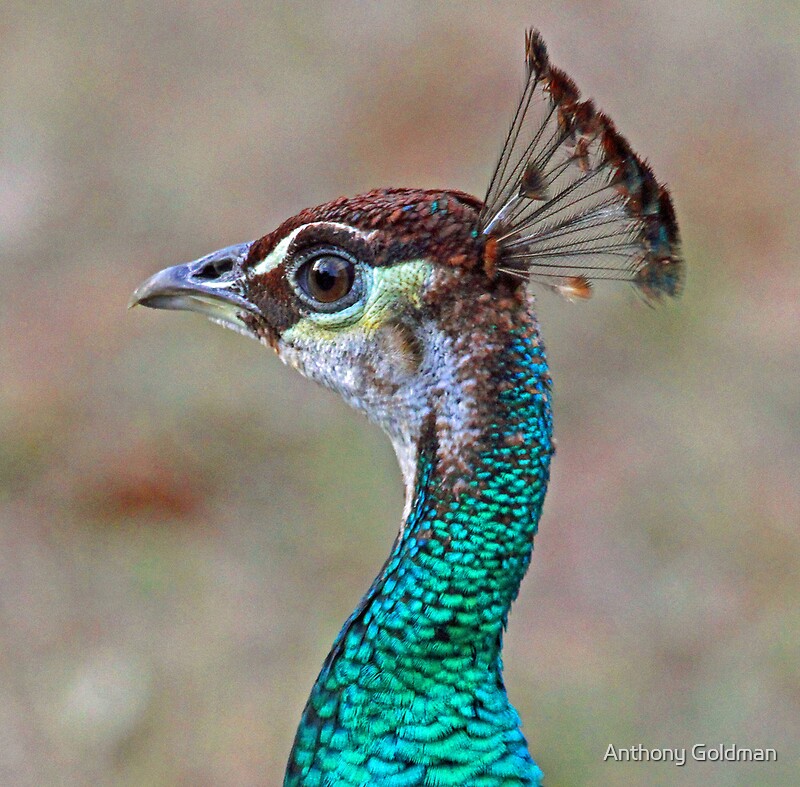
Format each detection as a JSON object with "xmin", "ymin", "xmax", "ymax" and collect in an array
[{"xmin": 480, "ymin": 30, "xmax": 684, "ymax": 302}]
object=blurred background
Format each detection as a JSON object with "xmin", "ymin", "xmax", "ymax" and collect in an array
[{"xmin": 1, "ymin": 2, "xmax": 798, "ymax": 785}]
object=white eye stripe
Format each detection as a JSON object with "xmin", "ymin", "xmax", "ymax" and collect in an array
[
  {"xmin": 249, "ymin": 226, "xmax": 306, "ymax": 275},
  {"xmin": 249, "ymin": 222, "xmax": 376, "ymax": 276}
]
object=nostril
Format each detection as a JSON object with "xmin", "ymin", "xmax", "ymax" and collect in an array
[{"xmin": 194, "ymin": 255, "xmax": 235, "ymax": 281}]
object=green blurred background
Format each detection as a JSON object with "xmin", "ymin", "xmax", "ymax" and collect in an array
[{"xmin": 1, "ymin": 2, "xmax": 798, "ymax": 785}]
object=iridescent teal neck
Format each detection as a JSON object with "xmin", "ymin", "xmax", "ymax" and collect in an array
[{"xmin": 286, "ymin": 310, "xmax": 553, "ymax": 787}]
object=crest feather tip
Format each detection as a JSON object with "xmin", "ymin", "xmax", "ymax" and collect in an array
[{"xmin": 525, "ymin": 29, "xmax": 549, "ymax": 77}]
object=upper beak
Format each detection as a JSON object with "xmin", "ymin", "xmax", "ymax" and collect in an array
[{"xmin": 129, "ymin": 242, "xmax": 260, "ymax": 334}]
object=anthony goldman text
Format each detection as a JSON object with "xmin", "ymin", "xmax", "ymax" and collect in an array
[{"xmin": 604, "ymin": 744, "xmax": 777, "ymax": 767}]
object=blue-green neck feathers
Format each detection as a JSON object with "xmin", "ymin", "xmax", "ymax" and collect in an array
[{"xmin": 286, "ymin": 303, "xmax": 553, "ymax": 787}]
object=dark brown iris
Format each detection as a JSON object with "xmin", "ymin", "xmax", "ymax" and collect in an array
[{"xmin": 299, "ymin": 255, "xmax": 355, "ymax": 304}]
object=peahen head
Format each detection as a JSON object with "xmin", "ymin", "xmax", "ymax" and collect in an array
[
  {"xmin": 131, "ymin": 188, "xmax": 538, "ymax": 486},
  {"xmin": 131, "ymin": 33, "xmax": 683, "ymax": 451},
  {"xmin": 132, "ymin": 163, "xmax": 680, "ymax": 484}
]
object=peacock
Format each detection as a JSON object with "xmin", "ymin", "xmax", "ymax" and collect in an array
[{"xmin": 131, "ymin": 30, "xmax": 682, "ymax": 787}]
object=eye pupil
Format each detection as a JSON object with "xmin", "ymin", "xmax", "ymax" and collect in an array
[
  {"xmin": 312, "ymin": 260, "xmax": 340, "ymax": 292},
  {"xmin": 303, "ymin": 255, "xmax": 355, "ymax": 304}
]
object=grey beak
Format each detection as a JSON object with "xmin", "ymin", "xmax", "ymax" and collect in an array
[{"xmin": 130, "ymin": 242, "xmax": 260, "ymax": 332}]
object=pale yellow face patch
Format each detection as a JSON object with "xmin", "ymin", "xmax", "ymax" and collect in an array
[{"xmin": 282, "ymin": 259, "xmax": 432, "ymax": 343}]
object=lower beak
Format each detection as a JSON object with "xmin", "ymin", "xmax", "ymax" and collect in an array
[{"xmin": 129, "ymin": 242, "xmax": 260, "ymax": 334}]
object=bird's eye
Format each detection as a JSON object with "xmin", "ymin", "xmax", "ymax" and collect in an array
[
  {"xmin": 294, "ymin": 249, "xmax": 360, "ymax": 311},
  {"xmin": 302, "ymin": 256, "xmax": 354, "ymax": 302}
]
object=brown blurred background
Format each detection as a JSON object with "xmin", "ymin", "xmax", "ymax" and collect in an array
[{"xmin": 1, "ymin": 2, "xmax": 798, "ymax": 785}]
